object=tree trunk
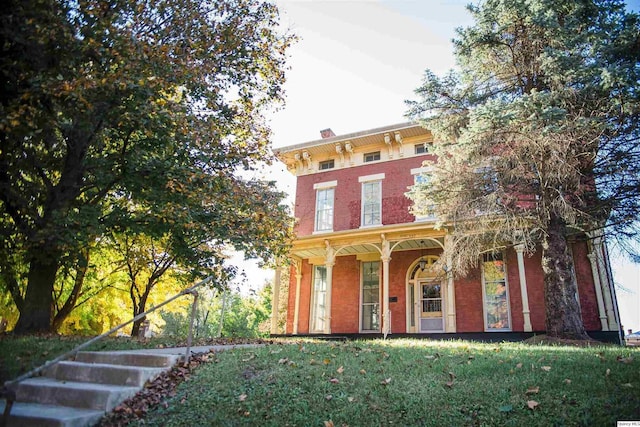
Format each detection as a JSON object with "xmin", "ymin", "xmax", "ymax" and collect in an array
[
  {"xmin": 541, "ymin": 214, "xmax": 589, "ymax": 340},
  {"xmin": 13, "ymin": 253, "xmax": 59, "ymax": 333},
  {"xmin": 52, "ymin": 249, "xmax": 90, "ymax": 332}
]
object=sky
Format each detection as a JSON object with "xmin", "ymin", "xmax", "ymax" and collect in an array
[{"xmin": 231, "ymin": 0, "xmax": 640, "ymax": 333}]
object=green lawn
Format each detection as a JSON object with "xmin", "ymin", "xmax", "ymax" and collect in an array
[{"xmin": 133, "ymin": 339, "xmax": 640, "ymax": 427}]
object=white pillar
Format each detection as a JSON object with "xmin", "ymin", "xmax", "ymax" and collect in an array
[
  {"xmin": 444, "ymin": 235, "xmax": 456, "ymax": 332},
  {"xmin": 514, "ymin": 244, "xmax": 533, "ymax": 332},
  {"xmin": 594, "ymin": 239, "xmax": 618, "ymax": 330},
  {"xmin": 381, "ymin": 234, "xmax": 391, "ymax": 338},
  {"xmin": 587, "ymin": 253, "xmax": 609, "ymax": 331},
  {"xmin": 270, "ymin": 265, "xmax": 282, "ymax": 335},
  {"xmin": 324, "ymin": 241, "xmax": 335, "ymax": 334},
  {"xmin": 293, "ymin": 259, "xmax": 302, "ymax": 335}
]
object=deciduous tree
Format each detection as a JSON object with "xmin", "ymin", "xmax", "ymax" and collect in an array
[
  {"xmin": 407, "ymin": 0, "xmax": 640, "ymax": 339},
  {"xmin": 0, "ymin": 0, "xmax": 295, "ymax": 333}
]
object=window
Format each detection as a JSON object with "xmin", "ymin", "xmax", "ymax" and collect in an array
[
  {"xmin": 311, "ymin": 266, "xmax": 327, "ymax": 332},
  {"xmin": 314, "ymin": 187, "xmax": 334, "ymax": 232},
  {"xmin": 361, "ymin": 180, "xmax": 381, "ymax": 226},
  {"xmin": 482, "ymin": 252, "xmax": 511, "ymax": 331},
  {"xmin": 364, "ymin": 151, "xmax": 381, "ymax": 162},
  {"xmin": 319, "ymin": 159, "xmax": 334, "ymax": 170},
  {"xmin": 361, "ymin": 261, "xmax": 380, "ymax": 331},
  {"xmin": 414, "ymin": 143, "xmax": 429, "ymax": 154},
  {"xmin": 411, "ymin": 167, "xmax": 436, "ymax": 220}
]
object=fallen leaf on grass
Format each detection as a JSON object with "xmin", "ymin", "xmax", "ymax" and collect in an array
[
  {"xmin": 516, "ymin": 363, "xmax": 523, "ymax": 369},
  {"xmin": 444, "ymin": 381, "xmax": 454, "ymax": 388},
  {"xmin": 622, "ymin": 383, "xmax": 633, "ymax": 388},
  {"xmin": 337, "ymin": 366, "xmax": 344, "ymax": 374},
  {"xmin": 310, "ymin": 358, "xmax": 319, "ymax": 365},
  {"xmin": 325, "ymin": 394, "xmax": 333, "ymax": 401},
  {"xmin": 242, "ymin": 354, "xmax": 255, "ymax": 362},
  {"xmin": 278, "ymin": 358, "xmax": 288, "ymax": 364},
  {"xmin": 348, "ymin": 397, "xmax": 355, "ymax": 403},
  {"xmin": 329, "ymin": 378, "xmax": 340, "ymax": 384},
  {"xmin": 359, "ymin": 369, "xmax": 366, "ymax": 375},
  {"xmin": 564, "ymin": 379, "xmax": 572, "ymax": 384},
  {"xmin": 448, "ymin": 372, "xmax": 456, "ymax": 381},
  {"xmin": 525, "ymin": 386, "xmax": 539, "ymax": 395},
  {"xmin": 324, "ymin": 421, "xmax": 335, "ymax": 427},
  {"xmin": 606, "ymin": 368, "xmax": 611, "ymax": 377},
  {"xmin": 617, "ymin": 356, "xmax": 634, "ymax": 364},
  {"xmin": 541, "ymin": 366, "xmax": 551, "ymax": 372},
  {"xmin": 323, "ymin": 358, "xmax": 331, "ymax": 365},
  {"xmin": 380, "ymin": 378, "xmax": 392, "ymax": 385},
  {"xmin": 527, "ymin": 400, "xmax": 539, "ymax": 410},
  {"xmin": 238, "ymin": 394, "xmax": 247, "ymax": 402}
]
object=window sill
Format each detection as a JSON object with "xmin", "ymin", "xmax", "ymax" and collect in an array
[
  {"xmin": 312, "ymin": 229, "xmax": 334, "ymax": 235},
  {"xmin": 359, "ymin": 224, "xmax": 382, "ymax": 229}
]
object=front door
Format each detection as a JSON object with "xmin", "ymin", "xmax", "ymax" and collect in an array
[{"xmin": 418, "ymin": 280, "xmax": 444, "ymax": 332}]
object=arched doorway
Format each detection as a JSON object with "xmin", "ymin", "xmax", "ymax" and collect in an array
[{"xmin": 406, "ymin": 256, "xmax": 446, "ymax": 333}]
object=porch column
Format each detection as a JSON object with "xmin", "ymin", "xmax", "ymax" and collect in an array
[
  {"xmin": 444, "ymin": 235, "xmax": 456, "ymax": 332},
  {"xmin": 292, "ymin": 259, "xmax": 302, "ymax": 335},
  {"xmin": 593, "ymin": 239, "xmax": 618, "ymax": 330},
  {"xmin": 587, "ymin": 252, "xmax": 609, "ymax": 331},
  {"xmin": 270, "ymin": 265, "xmax": 282, "ymax": 335},
  {"xmin": 381, "ymin": 234, "xmax": 391, "ymax": 338},
  {"xmin": 324, "ymin": 241, "xmax": 335, "ymax": 334},
  {"xmin": 514, "ymin": 244, "xmax": 533, "ymax": 332}
]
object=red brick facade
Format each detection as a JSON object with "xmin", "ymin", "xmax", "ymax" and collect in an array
[{"xmin": 278, "ymin": 123, "xmax": 619, "ymax": 338}]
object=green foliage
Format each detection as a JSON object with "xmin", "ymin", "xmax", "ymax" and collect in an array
[
  {"xmin": 406, "ymin": 0, "xmax": 640, "ymax": 338},
  {"xmin": 0, "ymin": 0, "xmax": 295, "ymax": 332},
  {"xmin": 135, "ymin": 339, "xmax": 640, "ymax": 426}
]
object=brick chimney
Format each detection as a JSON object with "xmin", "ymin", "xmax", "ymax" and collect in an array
[{"xmin": 320, "ymin": 128, "xmax": 336, "ymax": 139}]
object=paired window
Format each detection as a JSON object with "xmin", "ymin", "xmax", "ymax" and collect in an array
[
  {"xmin": 361, "ymin": 261, "xmax": 380, "ymax": 331},
  {"xmin": 363, "ymin": 151, "xmax": 381, "ymax": 162},
  {"xmin": 314, "ymin": 181, "xmax": 337, "ymax": 232},
  {"xmin": 319, "ymin": 159, "xmax": 334, "ymax": 170},
  {"xmin": 482, "ymin": 252, "xmax": 511, "ymax": 331},
  {"xmin": 310, "ymin": 266, "xmax": 327, "ymax": 332}
]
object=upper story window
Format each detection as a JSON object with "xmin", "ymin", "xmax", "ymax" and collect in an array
[
  {"xmin": 319, "ymin": 159, "xmax": 335, "ymax": 170},
  {"xmin": 363, "ymin": 151, "xmax": 381, "ymax": 163},
  {"xmin": 415, "ymin": 143, "xmax": 429, "ymax": 155},
  {"xmin": 410, "ymin": 167, "xmax": 436, "ymax": 221},
  {"xmin": 313, "ymin": 180, "xmax": 337, "ymax": 232},
  {"xmin": 359, "ymin": 173, "xmax": 384, "ymax": 227},
  {"xmin": 482, "ymin": 252, "xmax": 511, "ymax": 331}
]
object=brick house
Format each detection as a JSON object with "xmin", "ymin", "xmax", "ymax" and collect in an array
[{"xmin": 271, "ymin": 122, "xmax": 622, "ymax": 342}]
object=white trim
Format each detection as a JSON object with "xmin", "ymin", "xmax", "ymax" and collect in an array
[
  {"xmin": 360, "ymin": 180, "xmax": 382, "ymax": 227},
  {"xmin": 481, "ymin": 252, "xmax": 512, "ymax": 332},
  {"xmin": 313, "ymin": 180, "xmax": 337, "ymax": 189},
  {"xmin": 359, "ymin": 260, "xmax": 381, "ymax": 333},
  {"xmin": 358, "ymin": 173, "xmax": 386, "ymax": 183},
  {"xmin": 410, "ymin": 166, "xmax": 433, "ymax": 175}
]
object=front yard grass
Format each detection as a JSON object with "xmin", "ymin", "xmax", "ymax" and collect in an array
[{"xmin": 135, "ymin": 339, "xmax": 640, "ymax": 427}]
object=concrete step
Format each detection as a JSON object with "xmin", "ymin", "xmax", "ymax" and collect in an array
[
  {"xmin": 14, "ymin": 377, "xmax": 139, "ymax": 412},
  {"xmin": 45, "ymin": 360, "xmax": 166, "ymax": 387},
  {"xmin": 75, "ymin": 351, "xmax": 181, "ymax": 367},
  {"xmin": 0, "ymin": 401, "xmax": 104, "ymax": 427}
]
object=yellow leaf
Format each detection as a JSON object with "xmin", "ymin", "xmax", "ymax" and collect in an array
[
  {"xmin": 323, "ymin": 358, "xmax": 331, "ymax": 365},
  {"xmin": 359, "ymin": 369, "xmax": 366, "ymax": 375},
  {"xmin": 324, "ymin": 421, "xmax": 335, "ymax": 427},
  {"xmin": 337, "ymin": 366, "xmax": 344, "ymax": 374},
  {"xmin": 526, "ymin": 386, "xmax": 540, "ymax": 395},
  {"xmin": 527, "ymin": 400, "xmax": 539, "ymax": 410}
]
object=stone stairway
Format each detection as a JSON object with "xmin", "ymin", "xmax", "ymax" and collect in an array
[{"xmin": 1, "ymin": 350, "xmax": 182, "ymax": 427}]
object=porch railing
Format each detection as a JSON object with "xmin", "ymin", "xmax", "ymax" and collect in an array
[{"xmin": 1, "ymin": 275, "xmax": 213, "ymax": 427}]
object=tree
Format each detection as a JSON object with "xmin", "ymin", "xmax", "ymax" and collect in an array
[
  {"xmin": 407, "ymin": 0, "xmax": 640, "ymax": 339},
  {"xmin": 0, "ymin": 0, "xmax": 295, "ymax": 333}
]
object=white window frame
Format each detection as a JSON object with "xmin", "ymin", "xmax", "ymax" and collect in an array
[
  {"xmin": 360, "ymin": 261, "xmax": 381, "ymax": 333},
  {"xmin": 359, "ymin": 173, "xmax": 384, "ymax": 228},
  {"xmin": 310, "ymin": 265, "xmax": 328, "ymax": 333},
  {"xmin": 481, "ymin": 251, "xmax": 512, "ymax": 332},
  {"xmin": 410, "ymin": 167, "xmax": 436, "ymax": 221},
  {"xmin": 313, "ymin": 180, "xmax": 337, "ymax": 233},
  {"xmin": 363, "ymin": 151, "xmax": 381, "ymax": 163}
]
